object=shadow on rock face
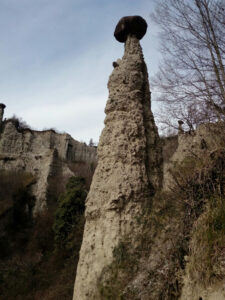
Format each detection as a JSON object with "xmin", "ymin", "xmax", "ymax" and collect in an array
[{"xmin": 114, "ymin": 15, "xmax": 148, "ymax": 43}]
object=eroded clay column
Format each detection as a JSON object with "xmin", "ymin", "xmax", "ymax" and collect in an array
[{"xmin": 73, "ymin": 16, "xmax": 162, "ymax": 300}]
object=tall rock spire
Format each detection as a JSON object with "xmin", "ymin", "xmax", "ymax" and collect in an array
[{"xmin": 73, "ymin": 16, "xmax": 162, "ymax": 300}]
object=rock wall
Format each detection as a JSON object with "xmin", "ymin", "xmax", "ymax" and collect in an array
[
  {"xmin": 0, "ymin": 119, "xmax": 96, "ymax": 215},
  {"xmin": 159, "ymin": 122, "xmax": 225, "ymax": 300},
  {"xmin": 73, "ymin": 35, "xmax": 162, "ymax": 300},
  {"xmin": 180, "ymin": 274, "xmax": 225, "ymax": 300},
  {"xmin": 163, "ymin": 122, "xmax": 225, "ymax": 191}
]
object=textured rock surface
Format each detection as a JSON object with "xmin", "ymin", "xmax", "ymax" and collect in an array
[
  {"xmin": 73, "ymin": 35, "xmax": 162, "ymax": 300},
  {"xmin": 180, "ymin": 275, "xmax": 225, "ymax": 300},
  {"xmin": 163, "ymin": 122, "xmax": 225, "ymax": 190},
  {"xmin": 0, "ymin": 121, "xmax": 96, "ymax": 215},
  {"xmin": 114, "ymin": 16, "xmax": 147, "ymax": 43},
  {"xmin": 161, "ymin": 122, "xmax": 225, "ymax": 299}
]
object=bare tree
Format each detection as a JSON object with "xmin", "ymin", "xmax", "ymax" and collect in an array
[{"xmin": 151, "ymin": 0, "xmax": 225, "ymax": 132}]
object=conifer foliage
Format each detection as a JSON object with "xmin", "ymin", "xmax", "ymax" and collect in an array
[{"xmin": 53, "ymin": 176, "xmax": 87, "ymax": 248}]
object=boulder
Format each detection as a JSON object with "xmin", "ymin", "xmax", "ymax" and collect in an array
[{"xmin": 114, "ymin": 15, "xmax": 147, "ymax": 42}]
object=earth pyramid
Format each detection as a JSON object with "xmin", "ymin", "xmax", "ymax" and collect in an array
[{"xmin": 73, "ymin": 16, "xmax": 162, "ymax": 300}]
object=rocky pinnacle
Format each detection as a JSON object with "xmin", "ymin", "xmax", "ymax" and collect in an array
[{"xmin": 73, "ymin": 18, "xmax": 162, "ymax": 300}]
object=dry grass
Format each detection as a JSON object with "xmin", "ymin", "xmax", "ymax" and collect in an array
[
  {"xmin": 188, "ymin": 195, "xmax": 225, "ymax": 286},
  {"xmin": 68, "ymin": 161, "xmax": 96, "ymax": 189}
]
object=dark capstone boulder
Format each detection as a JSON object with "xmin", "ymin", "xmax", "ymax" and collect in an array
[
  {"xmin": 0, "ymin": 103, "xmax": 6, "ymax": 109},
  {"xmin": 114, "ymin": 16, "xmax": 147, "ymax": 43}
]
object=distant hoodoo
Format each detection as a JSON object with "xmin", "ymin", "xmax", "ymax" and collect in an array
[
  {"xmin": 0, "ymin": 103, "xmax": 6, "ymax": 128},
  {"xmin": 114, "ymin": 15, "xmax": 147, "ymax": 43}
]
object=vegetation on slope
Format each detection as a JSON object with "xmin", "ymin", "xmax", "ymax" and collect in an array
[
  {"xmin": 1, "ymin": 126, "xmax": 224, "ymax": 299},
  {"xmin": 0, "ymin": 172, "xmax": 88, "ymax": 300},
  {"xmin": 97, "ymin": 140, "xmax": 225, "ymax": 299}
]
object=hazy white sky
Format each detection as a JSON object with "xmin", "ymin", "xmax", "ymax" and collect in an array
[{"xmin": 0, "ymin": 0, "xmax": 161, "ymax": 143}]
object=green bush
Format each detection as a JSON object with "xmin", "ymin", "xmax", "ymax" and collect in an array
[{"xmin": 53, "ymin": 176, "xmax": 87, "ymax": 248}]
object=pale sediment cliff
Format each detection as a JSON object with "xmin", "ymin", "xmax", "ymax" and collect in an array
[
  {"xmin": 0, "ymin": 117, "xmax": 96, "ymax": 215},
  {"xmin": 73, "ymin": 17, "xmax": 162, "ymax": 299},
  {"xmin": 163, "ymin": 122, "xmax": 225, "ymax": 191}
]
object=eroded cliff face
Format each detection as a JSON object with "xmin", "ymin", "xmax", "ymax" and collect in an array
[
  {"xmin": 153, "ymin": 123, "xmax": 225, "ymax": 300},
  {"xmin": 73, "ymin": 35, "xmax": 162, "ymax": 300},
  {"xmin": 163, "ymin": 122, "xmax": 225, "ymax": 191},
  {"xmin": 0, "ymin": 121, "xmax": 96, "ymax": 215}
]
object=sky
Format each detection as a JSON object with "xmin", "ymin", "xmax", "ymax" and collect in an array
[{"xmin": 0, "ymin": 0, "xmax": 161, "ymax": 143}]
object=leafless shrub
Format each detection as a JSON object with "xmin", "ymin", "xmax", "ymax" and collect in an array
[
  {"xmin": 151, "ymin": 0, "xmax": 225, "ymax": 131},
  {"xmin": 68, "ymin": 161, "xmax": 97, "ymax": 190}
]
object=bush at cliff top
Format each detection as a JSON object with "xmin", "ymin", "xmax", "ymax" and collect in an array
[{"xmin": 53, "ymin": 176, "xmax": 87, "ymax": 248}]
